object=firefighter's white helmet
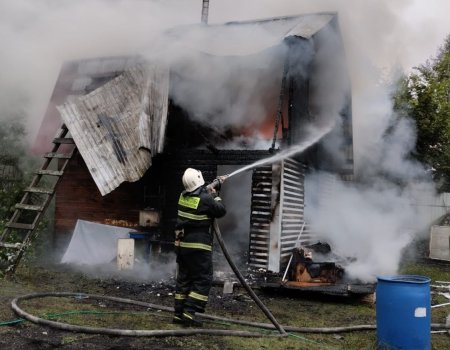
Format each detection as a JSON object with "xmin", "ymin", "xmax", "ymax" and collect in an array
[{"xmin": 182, "ymin": 168, "xmax": 205, "ymax": 192}]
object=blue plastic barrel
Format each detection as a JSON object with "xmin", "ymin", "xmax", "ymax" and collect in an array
[{"xmin": 376, "ymin": 275, "xmax": 431, "ymax": 350}]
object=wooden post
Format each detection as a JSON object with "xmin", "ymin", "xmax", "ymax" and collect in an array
[{"xmin": 117, "ymin": 238, "xmax": 135, "ymax": 270}]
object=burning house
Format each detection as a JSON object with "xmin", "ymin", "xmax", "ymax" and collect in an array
[{"xmin": 24, "ymin": 12, "xmax": 357, "ymax": 288}]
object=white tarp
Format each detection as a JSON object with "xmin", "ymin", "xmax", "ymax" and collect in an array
[{"xmin": 61, "ymin": 220, "xmax": 132, "ymax": 265}]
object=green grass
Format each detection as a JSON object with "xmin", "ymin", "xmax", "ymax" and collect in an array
[
  {"xmin": 0, "ymin": 261, "xmax": 449, "ymax": 349},
  {"xmin": 399, "ymin": 261, "xmax": 450, "ymax": 281}
]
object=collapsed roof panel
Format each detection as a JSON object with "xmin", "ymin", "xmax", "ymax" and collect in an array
[
  {"xmin": 57, "ymin": 63, "xmax": 169, "ymax": 196},
  {"xmin": 33, "ymin": 56, "xmax": 139, "ymax": 155}
]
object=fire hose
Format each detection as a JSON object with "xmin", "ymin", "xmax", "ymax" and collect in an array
[
  {"xmin": 7, "ymin": 217, "xmax": 365, "ymax": 338},
  {"xmin": 212, "ymin": 220, "xmax": 287, "ymax": 336},
  {"xmin": 208, "ymin": 177, "xmax": 286, "ymax": 334},
  {"xmin": 10, "ymin": 292, "xmax": 450, "ymax": 337}
]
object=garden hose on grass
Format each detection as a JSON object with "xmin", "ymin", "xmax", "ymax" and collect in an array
[
  {"xmin": 10, "ymin": 292, "xmax": 450, "ymax": 337},
  {"xmin": 11, "ymin": 292, "xmax": 276, "ymax": 338}
]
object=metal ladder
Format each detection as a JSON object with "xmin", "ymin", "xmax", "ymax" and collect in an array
[{"xmin": 0, "ymin": 124, "xmax": 76, "ymax": 275}]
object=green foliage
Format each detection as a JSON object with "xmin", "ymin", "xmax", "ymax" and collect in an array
[
  {"xmin": 0, "ymin": 118, "xmax": 28, "ymax": 216},
  {"xmin": 393, "ymin": 35, "xmax": 450, "ymax": 191},
  {"xmin": 0, "ymin": 118, "xmax": 33, "ymax": 267}
]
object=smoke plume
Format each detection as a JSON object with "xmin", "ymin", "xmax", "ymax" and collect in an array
[{"xmin": 1, "ymin": 0, "xmax": 449, "ymax": 281}]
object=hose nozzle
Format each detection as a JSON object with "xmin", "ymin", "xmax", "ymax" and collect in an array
[{"xmin": 206, "ymin": 174, "xmax": 229, "ymax": 191}]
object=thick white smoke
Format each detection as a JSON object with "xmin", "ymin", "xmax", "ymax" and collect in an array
[
  {"xmin": 0, "ymin": 0, "xmax": 200, "ymax": 142},
  {"xmin": 1, "ymin": 0, "xmax": 449, "ymax": 281}
]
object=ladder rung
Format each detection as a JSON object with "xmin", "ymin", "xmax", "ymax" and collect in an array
[
  {"xmin": 53, "ymin": 138, "xmax": 74, "ymax": 144},
  {"xmin": 6, "ymin": 222, "xmax": 35, "ymax": 230},
  {"xmin": 44, "ymin": 152, "xmax": 72, "ymax": 159},
  {"xmin": 37, "ymin": 170, "xmax": 64, "ymax": 176},
  {"xmin": 15, "ymin": 203, "xmax": 44, "ymax": 211},
  {"xmin": 25, "ymin": 187, "xmax": 54, "ymax": 195},
  {"xmin": 0, "ymin": 242, "xmax": 22, "ymax": 249}
]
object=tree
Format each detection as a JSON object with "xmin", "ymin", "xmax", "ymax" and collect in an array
[
  {"xmin": 393, "ymin": 35, "xmax": 450, "ymax": 191},
  {"xmin": 0, "ymin": 118, "xmax": 28, "ymax": 220}
]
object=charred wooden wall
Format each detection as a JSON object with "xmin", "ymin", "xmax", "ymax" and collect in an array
[
  {"xmin": 54, "ymin": 150, "xmax": 272, "ymax": 250},
  {"xmin": 54, "ymin": 152, "xmax": 146, "ymax": 250}
]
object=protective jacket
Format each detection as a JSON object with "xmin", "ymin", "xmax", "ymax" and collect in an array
[
  {"xmin": 175, "ymin": 186, "xmax": 226, "ymax": 251},
  {"xmin": 174, "ymin": 185, "xmax": 226, "ymax": 322}
]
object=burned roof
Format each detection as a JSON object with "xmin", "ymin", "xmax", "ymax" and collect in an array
[
  {"xmin": 166, "ymin": 12, "xmax": 337, "ymax": 56},
  {"xmin": 35, "ymin": 12, "xmax": 350, "ymax": 196}
]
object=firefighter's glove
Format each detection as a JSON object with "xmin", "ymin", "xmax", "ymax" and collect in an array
[
  {"xmin": 175, "ymin": 228, "xmax": 184, "ymax": 240},
  {"xmin": 174, "ymin": 229, "xmax": 184, "ymax": 255}
]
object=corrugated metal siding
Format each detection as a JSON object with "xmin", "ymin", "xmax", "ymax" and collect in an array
[
  {"xmin": 248, "ymin": 158, "xmax": 309, "ymax": 272},
  {"xmin": 279, "ymin": 159, "xmax": 307, "ymax": 264},
  {"xmin": 57, "ymin": 63, "xmax": 169, "ymax": 196}
]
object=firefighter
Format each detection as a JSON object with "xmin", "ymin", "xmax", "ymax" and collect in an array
[{"xmin": 173, "ymin": 168, "xmax": 227, "ymax": 326}]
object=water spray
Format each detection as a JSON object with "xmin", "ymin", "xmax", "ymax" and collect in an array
[{"xmin": 225, "ymin": 122, "xmax": 335, "ymax": 179}]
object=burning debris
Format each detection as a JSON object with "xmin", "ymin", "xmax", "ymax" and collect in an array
[{"xmin": 287, "ymin": 246, "xmax": 344, "ymax": 285}]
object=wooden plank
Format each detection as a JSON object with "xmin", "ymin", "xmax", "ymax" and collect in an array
[
  {"xmin": 251, "ymin": 211, "xmax": 271, "ymax": 217},
  {"xmin": 15, "ymin": 204, "xmax": 44, "ymax": 211},
  {"xmin": 43, "ymin": 152, "xmax": 73, "ymax": 159},
  {"xmin": 117, "ymin": 238, "xmax": 134, "ymax": 270},
  {"xmin": 0, "ymin": 242, "xmax": 22, "ymax": 249},
  {"xmin": 249, "ymin": 243, "xmax": 269, "ymax": 250},
  {"xmin": 248, "ymin": 259, "xmax": 268, "ymax": 265},
  {"xmin": 251, "ymin": 217, "xmax": 271, "ymax": 224},
  {"xmin": 249, "ymin": 251, "xmax": 269, "ymax": 257},
  {"xmin": 25, "ymin": 187, "xmax": 54, "ymax": 195},
  {"xmin": 252, "ymin": 205, "xmax": 271, "ymax": 211},
  {"xmin": 6, "ymin": 222, "xmax": 34, "ymax": 230},
  {"xmin": 250, "ymin": 227, "xmax": 270, "ymax": 232},
  {"xmin": 252, "ymin": 193, "xmax": 271, "ymax": 199},
  {"xmin": 252, "ymin": 187, "xmax": 271, "ymax": 193},
  {"xmin": 53, "ymin": 137, "xmax": 75, "ymax": 144},
  {"xmin": 251, "ymin": 200, "xmax": 271, "ymax": 206},
  {"xmin": 37, "ymin": 170, "xmax": 64, "ymax": 176},
  {"xmin": 250, "ymin": 234, "xmax": 269, "ymax": 239}
]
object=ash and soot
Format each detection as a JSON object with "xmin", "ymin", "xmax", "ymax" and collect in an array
[{"xmin": 1, "ymin": 0, "xmax": 449, "ymax": 285}]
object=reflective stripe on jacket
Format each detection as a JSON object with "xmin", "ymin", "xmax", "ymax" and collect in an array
[{"xmin": 176, "ymin": 186, "xmax": 226, "ymax": 250}]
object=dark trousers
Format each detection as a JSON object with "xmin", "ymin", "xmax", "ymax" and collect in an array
[{"xmin": 174, "ymin": 248, "xmax": 213, "ymax": 317}]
